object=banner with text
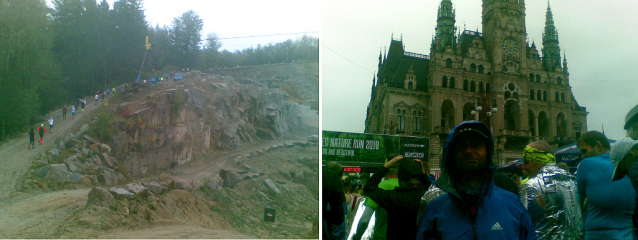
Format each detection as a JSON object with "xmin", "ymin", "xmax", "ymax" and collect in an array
[{"xmin": 322, "ymin": 131, "xmax": 429, "ymax": 165}]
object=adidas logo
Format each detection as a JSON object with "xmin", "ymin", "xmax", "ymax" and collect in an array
[{"xmin": 491, "ymin": 222, "xmax": 502, "ymax": 230}]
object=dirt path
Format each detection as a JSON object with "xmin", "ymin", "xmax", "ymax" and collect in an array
[
  {"xmin": 93, "ymin": 224, "xmax": 255, "ymax": 239},
  {"xmin": 0, "ymin": 96, "xmax": 100, "ymax": 201},
  {"xmin": 0, "ymin": 189, "xmax": 89, "ymax": 238}
]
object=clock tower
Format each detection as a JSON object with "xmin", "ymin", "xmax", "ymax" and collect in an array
[{"xmin": 482, "ymin": 0, "xmax": 527, "ymax": 74}]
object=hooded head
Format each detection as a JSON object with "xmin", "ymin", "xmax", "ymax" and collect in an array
[
  {"xmin": 441, "ymin": 121, "xmax": 494, "ymax": 180},
  {"xmin": 397, "ymin": 158, "xmax": 424, "ymax": 186}
]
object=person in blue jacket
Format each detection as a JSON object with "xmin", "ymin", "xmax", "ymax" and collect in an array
[
  {"xmin": 577, "ymin": 131, "xmax": 635, "ymax": 239},
  {"xmin": 417, "ymin": 121, "xmax": 536, "ymax": 240}
]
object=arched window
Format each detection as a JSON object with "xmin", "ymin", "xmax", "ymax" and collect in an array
[
  {"xmin": 486, "ymin": 83, "xmax": 491, "ymax": 92},
  {"xmin": 446, "ymin": 58, "xmax": 453, "ymax": 68},
  {"xmin": 529, "ymin": 73, "xmax": 535, "ymax": 82},
  {"xmin": 561, "ymin": 93, "xmax": 566, "ymax": 103},
  {"xmin": 513, "ymin": 92, "xmax": 519, "ymax": 99},
  {"xmin": 478, "ymin": 65, "xmax": 484, "ymax": 74},
  {"xmin": 530, "ymin": 89, "xmax": 535, "ymax": 100},
  {"xmin": 504, "ymin": 91, "xmax": 511, "ymax": 99},
  {"xmin": 442, "ymin": 76, "xmax": 448, "ymax": 88},
  {"xmin": 397, "ymin": 109, "xmax": 401, "ymax": 114},
  {"xmin": 536, "ymin": 74, "xmax": 541, "ymax": 83},
  {"xmin": 543, "ymin": 91, "xmax": 547, "ymax": 101},
  {"xmin": 557, "ymin": 77, "xmax": 562, "ymax": 85},
  {"xmin": 408, "ymin": 81, "xmax": 413, "ymax": 90},
  {"xmin": 463, "ymin": 102, "xmax": 474, "ymax": 121},
  {"xmin": 504, "ymin": 100, "xmax": 521, "ymax": 130},
  {"xmin": 441, "ymin": 99, "xmax": 455, "ymax": 128},
  {"xmin": 538, "ymin": 111, "xmax": 549, "ymax": 137},
  {"xmin": 537, "ymin": 90, "xmax": 542, "ymax": 101},
  {"xmin": 556, "ymin": 113, "xmax": 567, "ymax": 137},
  {"xmin": 470, "ymin": 63, "xmax": 477, "ymax": 73},
  {"xmin": 555, "ymin": 92, "xmax": 560, "ymax": 102},
  {"xmin": 401, "ymin": 109, "xmax": 406, "ymax": 115},
  {"xmin": 470, "ymin": 81, "xmax": 476, "ymax": 92},
  {"xmin": 463, "ymin": 79, "xmax": 469, "ymax": 91},
  {"xmin": 449, "ymin": 77, "xmax": 455, "ymax": 88},
  {"xmin": 529, "ymin": 109, "xmax": 536, "ymax": 136}
]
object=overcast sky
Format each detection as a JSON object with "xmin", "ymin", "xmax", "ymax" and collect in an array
[
  {"xmin": 141, "ymin": 0, "xmax": 320, "ymax": 51},
  {"xmin": 51, "ymin": 0, "xmax": 321, "ymax": 52},
  {"xmin": 322, "ymin": 0, "xmax": 638, "ymax": 142}
]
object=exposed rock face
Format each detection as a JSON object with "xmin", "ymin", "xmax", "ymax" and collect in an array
[{"xmin": 106, "ymin": 64, "xmax": 318, "ymax": 178}]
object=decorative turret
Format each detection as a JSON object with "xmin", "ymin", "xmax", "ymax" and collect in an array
[
  {"xmin": 433, "ymin": 0, "xmax": 457, "ymax": 53},
  {"xmin": 563, "ymin": 51, "xmax": 568, "ymax": 74},
  {"xmin": 542, "ymin": 2, "xmax": 562, "ymax": 72}
]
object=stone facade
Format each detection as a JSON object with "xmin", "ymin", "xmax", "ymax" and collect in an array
[{"xmin": 364, "ymin": 0, "xmax": 588, "ymax": 167}]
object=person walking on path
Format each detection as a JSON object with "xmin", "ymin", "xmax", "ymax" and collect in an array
[
  {"xmin": 71, "ymin": 105, "xmax": 76, "ymax": 119},
  {"xmin": 48, "ymin": 117, "xmax": 54, "ymax": 132},
  {"xmin": 81, "ymin": 99, "xmax": 85, "ymax": 113},
  {"xmin": 37, "ymin": 124, "xmax": 46, "ymax": 145},
  {"xmin": 364, "ymin": 155, "xmax": 431, "ymax": 240},
  {"xmin": 520, "ymin": 140, "xmax": 582, "ymax": 239},
  {"xmin": 28, "ymin": 127, "xmax": 35, "ymax": 149},
  {"xmin": 417, "ymin": 121, "xmax": 536, "ymax": 240},
  {"xmin": 62, "ymin": 106, "xmax": 67, "ymax": 120},
  {"xmin": 577, "ymin": 131, "xmax": 635, "ymax": 239}
]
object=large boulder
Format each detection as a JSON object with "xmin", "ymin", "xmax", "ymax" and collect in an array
[
  {"xmin": 97, "ymin": 170, "xmax": 116, "ymax": 186},
  {"xmin": 108, "ymin": 187, "xmax": 134, "ymax": 199},
  {"xmin": 69, "ymin": 173, "xmax": 83, "ymax": 182},
  {"xmin": 101, "ymin": 153, "xmax": 115, "ymax": 167},
  {"xmin": 263, "ymin": 178, "xmax": 282, "ymax": 194},
  {"xmin": 219, "ymin": 169, "xmax": 239, "ymax": 188},
  {"xmin": 87, "ymin": 187, "xmax": 115, "ymax": 208},
  {"xmin": 45, "ymin": 164, "xmax": 70, "ymax": 183},
  {"xmin": 100, "ymin": 144, "xmax": 112, "ymax": 153},
  {"xmin": 145, "ymin": 181, "xmax": 166, "ymax": 194}
]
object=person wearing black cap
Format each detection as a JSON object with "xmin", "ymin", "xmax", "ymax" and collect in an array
[
  {"xmin": 362, "ymin": 154, "xmax": 430, "ymax": 240},
  {"xmin": 417, "ymin": 120, "xmax": 535, "ymax": 240}
]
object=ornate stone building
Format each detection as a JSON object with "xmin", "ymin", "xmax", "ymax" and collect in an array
[{"xmin": 364, "ymin": 0, "xmax": 588, "ymax": 167}]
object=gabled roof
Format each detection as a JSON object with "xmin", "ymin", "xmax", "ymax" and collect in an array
[
  {"xmin": 387, "ymin": 56, "xmax": 429, "ymax": 91},
  {"xmin": 458, "ymin": 30, "xmax": 485, "ymax": 56}
]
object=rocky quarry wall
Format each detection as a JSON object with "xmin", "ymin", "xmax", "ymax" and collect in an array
[{"xmin": 23, "ymin": 62, "xmax": 319, "ymax": 189}]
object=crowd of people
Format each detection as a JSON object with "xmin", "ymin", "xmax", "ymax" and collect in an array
[{"xmin": 323, "ymin": 120, "xmax": 638, "ymax": 240}]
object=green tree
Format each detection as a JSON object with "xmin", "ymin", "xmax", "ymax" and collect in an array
[
  {"xmin": 0, "ymin": 0, "xmax": 64, "ymax": 138},
  {"xmin": 201, "ymin": 33, "xmax": 222, "ymax": 69},
  {"xmin": 170, "ymin": 10, "xmax": 203, "ymax": 69}
]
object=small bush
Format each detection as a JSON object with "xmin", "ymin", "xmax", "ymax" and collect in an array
[
  {"xmin": 169, "ymin": 88, "xmax": 187, "ymax": 121},
  {"xmin": 89, "ymin": 105, "xmax": 114, "ymax": 142}
]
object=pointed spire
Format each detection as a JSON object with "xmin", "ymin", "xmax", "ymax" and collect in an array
[
  {"xmin": 542, "ymin": 0, "xmax": 562, "ymax": 72},
  {"xmin": 434, "ymin": 0, "xmax": 457, "ymax": 53},
  {"xmin": 563, "ymin": 50, "xmax": 568, "ymax": 73}
]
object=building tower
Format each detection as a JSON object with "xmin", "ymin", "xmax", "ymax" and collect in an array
[
  {"xmin": 433, "ymin": 0, "xmax": 457, "ymax": 53},
  {"xmin": 542, "ymin": 3, "xmax": 562, "ymax": 72}
]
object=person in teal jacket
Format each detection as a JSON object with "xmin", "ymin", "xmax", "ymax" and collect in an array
[
  {"xmin": 577, "ymin": 131, "xmax": 635, "ymax": 239},
  {"xmin": 417, "ymin": 121, "xmax": 536, "ymax": 240}
]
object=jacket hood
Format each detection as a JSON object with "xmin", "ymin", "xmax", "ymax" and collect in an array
[{"xmin": 437, "ymin": 121, "xmax": 495, "ymax": 193}]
